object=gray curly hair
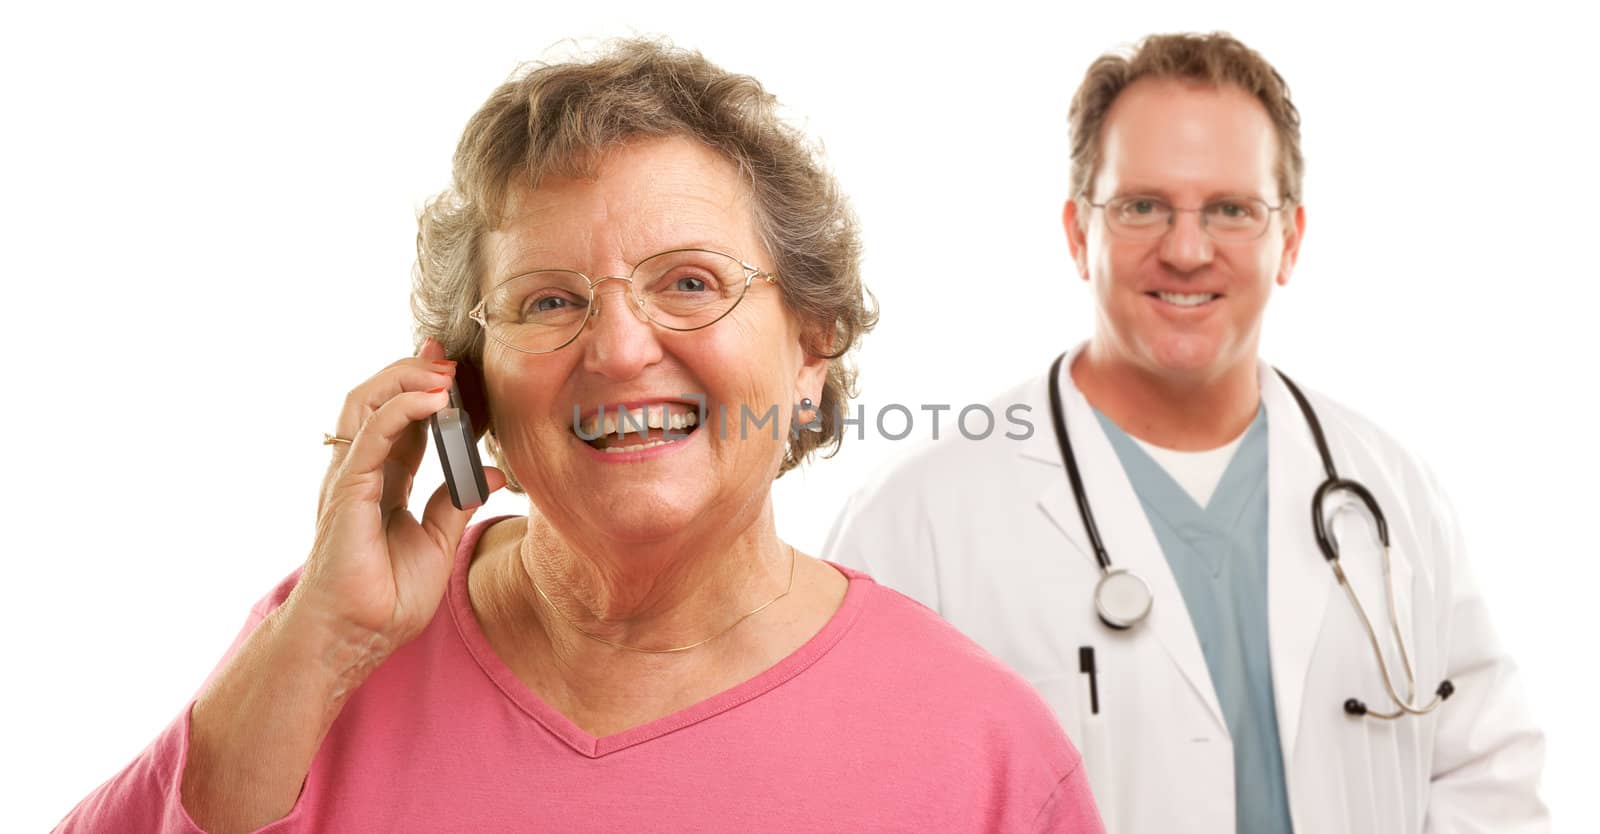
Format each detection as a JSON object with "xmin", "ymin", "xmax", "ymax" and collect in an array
[{"xmin": 411, "ymin": 38, "xmax": 876, "ymax": 488}]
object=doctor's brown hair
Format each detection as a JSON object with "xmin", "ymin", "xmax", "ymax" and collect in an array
[
  {"xmin": 1068, "ymin": 32, "xmax": 1304, "ymax": 210},
  {"xmin": 410, "ymin": 38, "xmax": 875, "ymax": 488}
]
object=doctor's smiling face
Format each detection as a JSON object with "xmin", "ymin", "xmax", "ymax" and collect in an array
[{"xmin": 1065, "ymin": 78, "xmax": 1306, "ymax": 386}]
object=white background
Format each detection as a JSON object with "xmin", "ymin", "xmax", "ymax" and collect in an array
[{"xmin": 4, "ymin": 1, "xmax": 1595, "ymax": 830}]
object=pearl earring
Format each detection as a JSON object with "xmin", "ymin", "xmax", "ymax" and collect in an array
[{"xmin": 798, "ymin": 397, "xmax": 823, "ymax": 432}]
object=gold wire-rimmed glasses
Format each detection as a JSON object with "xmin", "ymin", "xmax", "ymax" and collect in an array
[
  {"xmin": 1085, "ymin": 194, "xmax": 1286, "ymax": 242},
  {"xmin": 469, "ymin": 248, "xmax": 779, "ymax": 355}
]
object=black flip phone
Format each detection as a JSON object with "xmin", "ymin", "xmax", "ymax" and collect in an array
[{"xmin": 429, "ymin": 356, "xmax": 489, "ymax": 510}]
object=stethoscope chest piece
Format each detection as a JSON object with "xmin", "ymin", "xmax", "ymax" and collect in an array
[
  {"xmin": 1094, "ymin": 568, "xmax": 1153, "ymax": 630},
  {"xmin": 1046, "ymin": 351, "xmax": 1454, "ymax": 719}
]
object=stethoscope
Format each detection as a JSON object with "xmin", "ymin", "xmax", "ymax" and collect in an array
[{"xmin": 1047, "ymin": 352, "xmax": 1454, "ymax": 720}]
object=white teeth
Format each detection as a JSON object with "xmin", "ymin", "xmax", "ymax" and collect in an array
[
  {"xmin": 601, "ymin": 438, "xmax": 678, "ymax": 454},
  {"xmin": 617, "ymin": 407, "xmax": 648, "ymax": 436},
  {"xmin": 576, "ymin": 404, "xmax": 701, "ymax": 440},
  {"xmin": 1157, "ymin": 292, "xmax": 1217, "ymax": 307}
]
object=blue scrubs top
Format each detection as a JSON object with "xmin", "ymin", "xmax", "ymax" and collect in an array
[{"xmin": 1094, "ymin": 405, "xmax": 1295, "ymax": 834}]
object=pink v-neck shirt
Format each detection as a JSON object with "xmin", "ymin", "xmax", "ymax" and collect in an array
[{"xmin": 56, "ymin": 520, "xmax": 1103, "ymax": 832}]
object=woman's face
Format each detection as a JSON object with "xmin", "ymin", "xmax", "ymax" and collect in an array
[{"xmin": 479, "ymin": 136, "xmax": 824, "ymax": 549}]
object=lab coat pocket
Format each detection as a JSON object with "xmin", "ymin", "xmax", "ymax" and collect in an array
[{"xmin": 1027, "ymin": 673, "xmax": 1111, "ymax": 806}]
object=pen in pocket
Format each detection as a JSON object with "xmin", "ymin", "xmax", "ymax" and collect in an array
[{"xmin": 1079, "ymin": 646, "xmax": 1100, "ymax": 715}]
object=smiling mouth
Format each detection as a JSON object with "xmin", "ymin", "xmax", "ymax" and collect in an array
[
  {"xmin": 575, "ymin": 403, "xmax": 702, "ymax": 453},
  {"xmin": 1148, "ymin": 291, "xmax": 1220, "ymax": 307}
]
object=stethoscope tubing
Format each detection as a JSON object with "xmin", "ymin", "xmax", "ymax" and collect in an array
[
  {"xmin": 1045, "ymin": 351, "xmax": 1453, "ymax": 719},
  {"xmin": 1047, "ymin": 353, "xmax": 1113, "ymax": 573}
]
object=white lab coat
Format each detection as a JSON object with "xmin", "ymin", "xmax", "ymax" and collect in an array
[{"xmin": 824, "ymin": 347, "xmax": 1546, "ymax": 834}]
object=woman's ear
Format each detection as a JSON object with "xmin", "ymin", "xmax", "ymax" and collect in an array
[{"xmin": 794, "ymin": 322, "xmax": 832, "ymax": 403}]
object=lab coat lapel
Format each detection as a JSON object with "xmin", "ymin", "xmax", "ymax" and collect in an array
[
  {"xmin": 1030, "ymin": 349, "xmax": 1227, "ymax": 731},
  {"xmin": 1261, "ymin": 365, "xmax": 1338, "ymax": 763}
]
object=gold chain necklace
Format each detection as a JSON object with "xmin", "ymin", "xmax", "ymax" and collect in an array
[{"xmin": 528, "ymin": 544, "xmax": 797, "ymax": 655}]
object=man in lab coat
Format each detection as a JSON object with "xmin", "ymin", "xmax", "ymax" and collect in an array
[{"xmin": 824, "ymin": 32, "xmax": 1546, "ymax": 834}]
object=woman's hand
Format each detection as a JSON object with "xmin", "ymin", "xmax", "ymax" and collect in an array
[
  {"xmin": 293, "ymin": 336, "xmax": 506, "ymax": 659},
  {"xmin": 182, "ymin": 338, "xmax": 506, "ymax": 833}
]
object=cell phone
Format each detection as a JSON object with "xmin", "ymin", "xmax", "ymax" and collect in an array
[{"xmin": 429, "ymin": 358, "xmax": 489, "ymax": 511}]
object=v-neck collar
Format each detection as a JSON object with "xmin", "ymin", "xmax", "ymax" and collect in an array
[
  {"xmin": 1094, "ymin": 405, "xmax": 1269, "ymax": 532},
  {"xmin": 446, "ymin": 517, "xmax": 871, "ymax": 759}
]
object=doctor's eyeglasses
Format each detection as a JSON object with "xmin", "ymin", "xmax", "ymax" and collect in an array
[
  {"xmin": 1085, "ymin": 194, "xmax": 1286, "ymax": 242},
  {"xmin": 469, "ymin": 248, "xmax": 779, "ymax": 355}
]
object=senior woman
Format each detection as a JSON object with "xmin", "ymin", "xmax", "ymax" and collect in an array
[{"xmin": 55, "ymin": 40, "xmax": 1103, "ymax": 833}]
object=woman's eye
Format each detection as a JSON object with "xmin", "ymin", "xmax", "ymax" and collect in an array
[
  {"xmin": 521, "ymin": 293, "xmax": 583, "ymax": 318},
  {"xmin": 1215, "ymin": 201, "xmax": 1252, "ymax": 219},
  {"xmin": 672, "ymin": 276, "xmax": 710, "ymax": 292},
  {"xmin": 1130, "ymin": 199, "xmax": 1157, "ymax": 214}
]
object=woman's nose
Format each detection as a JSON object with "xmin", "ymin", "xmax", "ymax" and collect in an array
[{"xmin": 580, "ymin": 278, "xmax": 663, "ymax": 380}]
